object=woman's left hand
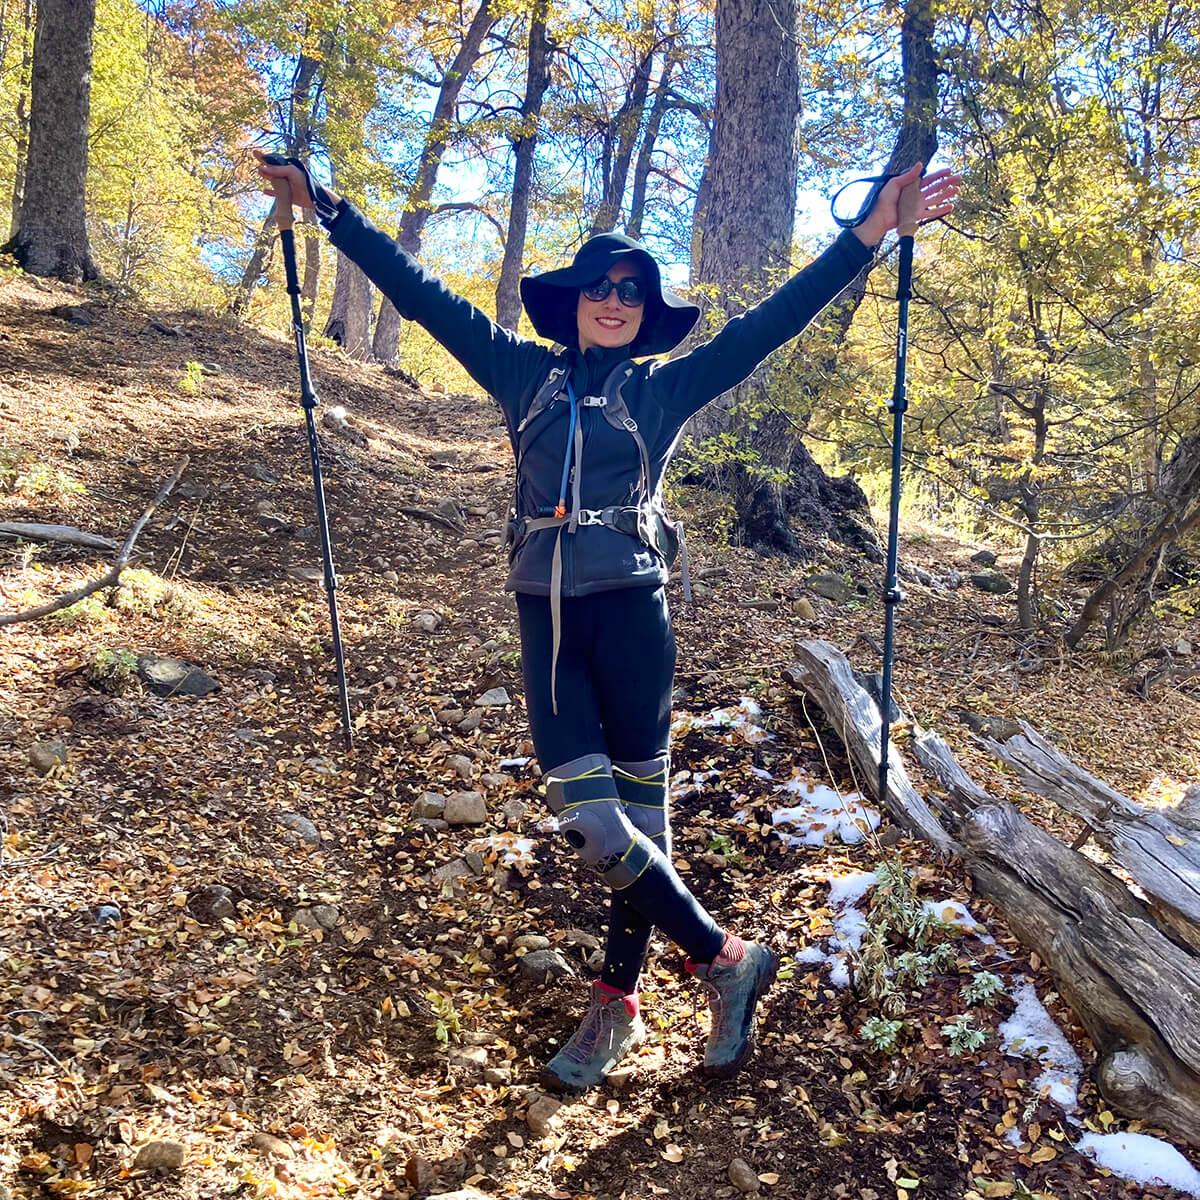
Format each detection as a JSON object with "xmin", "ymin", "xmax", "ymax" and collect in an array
[{"xmin": 852, "ymin": 163, "xmax": 960, "ymax": 247}]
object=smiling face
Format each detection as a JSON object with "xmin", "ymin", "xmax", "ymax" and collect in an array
[{"xmin": 576, "ymin": 257, "xmax": 645, "ymax": 352}]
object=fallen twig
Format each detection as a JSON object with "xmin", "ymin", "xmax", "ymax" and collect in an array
[{"xmin": 0, "ymin": 457, "xmax": 189, "ymax": 627}]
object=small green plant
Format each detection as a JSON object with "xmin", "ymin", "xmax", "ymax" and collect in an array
[
  {"xmin": 859, "ymin": 1016, "xmax": 905, "ymax": 1054},
  {"xmin": 962, "ymin": 969, "xmax": 1005, "ymax": 1006},
  {"xmin": 428, "ymin": 991, "xmax": 460, "ymax": 1044},
  {"xmin": 179, "ymin": 360, "xmax": 206, "ymax": 395},
  {"xmin": 941, "ymin": 1014, "xmax": 988, "ymax": 1056},
  {"xmin": 0, "ymin": 449, "xmax": 86, "ymax": 501},
  {"xmin": 52, "ymin": 594, "xmax": 108, "ymax": 627},
  {"xmin": 707, "ymin": 832, "xmax": 734, "ymax": 855},
  {"xmin": 84, "ymin": 646, "xmax": 140, "ymax": 694}
]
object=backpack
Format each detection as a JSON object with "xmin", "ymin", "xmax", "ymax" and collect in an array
[{"xmin": 504, "ymin": 359, "xmax": 689, "ymax": 591}]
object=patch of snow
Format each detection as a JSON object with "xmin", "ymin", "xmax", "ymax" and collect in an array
[
  {"xmin": 471, "ymin": 833, "xmax": 537, "ymax": 869},
  {"xmin": 498, "ymin": 757, "xmax": 532, "ymax": 769},
  {"xmin": 998, "ymin": 980, "xmax": 1082, "ymax": 1110},
  {"xmin": 921, "ymin": 898, "xmax": 992, "ymax": 939},
  {"xmin": 771, "ymin": 774, "xmax": 880, "ymax": 847},
  {"xmin": 751, "ymin": 766, "xmax": 773, "ymax": 779},
  {"xmin": 671, "ymin": 697, "xmax": 771, "ymax": 744},
  {"xmin": 669, "ymin": 768, "xmax": 720, "ymax": 801},
  {"xmin": 794, "ymin": 870, "xmax": 878, "ymax": 988},
  {"xmin": 1076, "ymin": 1132, "xmax": 1200, "ymax": 1197}
]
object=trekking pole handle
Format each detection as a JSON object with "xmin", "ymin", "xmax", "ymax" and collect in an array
[
  {"xmin": 269, "ymin": 175, "xmax": 296, "ymax": 233},
  {"xmin": 896, "ymin": 177, "xmax": 922, "ymax": 240}
]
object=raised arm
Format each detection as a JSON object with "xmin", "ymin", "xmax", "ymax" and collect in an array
[
  {"xmin": 254, "ymin": 153, "xmax": 549, "ymax": 410},
  {"xmin": 653, "ymin": 164, "xmax": 958, "ymax": 418}
]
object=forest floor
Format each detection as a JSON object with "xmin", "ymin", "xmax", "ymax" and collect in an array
[{"xmin": 1, "ymin": 271, "xmax": 1199, "ymax": 1200}]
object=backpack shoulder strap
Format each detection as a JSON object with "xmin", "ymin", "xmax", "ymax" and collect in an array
[
  {"xmin": 597, "ymin": 360, "xmax": 651, "ymax": 498},
  {"xmin": 516, "ymin": 362, "xmax": 568, "ymax": 437}
]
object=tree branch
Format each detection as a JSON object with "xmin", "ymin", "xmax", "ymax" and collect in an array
[{"xmin": 0, "ymin": 457, "xmax": 189, "ymax": 627}]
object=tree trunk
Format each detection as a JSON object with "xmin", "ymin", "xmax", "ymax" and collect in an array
[
  {"xmin": 229, "ymin": 209, "xmax": 276, "ymax": 319},
  {"xmin": 495, "ymin": 0, "xmax": 550, "ymax": 332},
  {"xmin": 373, "ymin": 0, "xmax": 496, "ymax": 362},
  {"xmin": 625, "ymin": 47, "xmax": 679, "ymax": 241},
  {"xmin": 300, "ymin": 209, "xmax": 320, "ymax": 334},
  {"xmin": 588, "ymin": 22, "xmax": 655, "ymax": 237},
  {"xmin": 1065, "ymin": 434, "xmax": 1200, "ymax": 649},
  {"xmin": 3, "ymin": 0, "xmax": 100, "ymax": 281},
  {"xmin": 685, "ymin": 0, "xmax": 937, "ymax": 558},
  {"xmin": 7, "ymin": 0, "xmax": 33, "ymax": 240},
  {"xmin": 324, "ymin": 250, "xmax": 374, "ymax": 358}
]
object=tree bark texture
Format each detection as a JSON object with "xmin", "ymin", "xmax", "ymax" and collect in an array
[
  {"xmin": 4, "ymin": 0, "xmax": 99, "ymax": 281},
  {"xmin": 1065, "ymin": 434, "xmax": 1200, "ymax": 649},
  {"xmin": 7, "ymin": 0, "xmax": 33, "ymax": 240},
  {"xmin": 373, "ymin": 0, "xmax": 496, "ymax": 362},
  {"xmin": 495, "ymin": 0, "xmax": 550, "ymax": 332}
]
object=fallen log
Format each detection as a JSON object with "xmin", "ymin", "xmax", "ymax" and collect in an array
[
  {"xmin": 0, "ymin": 459, "xmax": 189, "ymax": 627},
  {"xmin": 786, "ymin": 639, "xmax": 1200, "ymax": 1147},
  {"xmin": 984, "ymin": 722, "xmax": 1200, "ymax": 954},
  {"xmin": 0, "ymin": 522, "xmax": 118, "ymax": 551},
  {"xmin": 782, "ymin": 640, "xmax": 957, "ymax": 853},
  {"xmin": 964, "ymin": 802, "xmax": 1200, "ymax": 1145}
]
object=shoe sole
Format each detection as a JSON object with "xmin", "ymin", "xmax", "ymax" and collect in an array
[
  {"xmin": 702, "ymin": 949, "xmax": 780, "ymax": 1080},
  {"xmin": 540, "ymin": 1025, "xmax": 647, "ymax": 1095}
]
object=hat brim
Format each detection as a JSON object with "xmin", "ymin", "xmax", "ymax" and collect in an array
[{"xmin": 520, "ymin": 244, "xmax": 699, "ymax": 357}]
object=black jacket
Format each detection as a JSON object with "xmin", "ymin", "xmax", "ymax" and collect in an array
[{"xmin": 326, "ymin": 203, "xmax": 873, "ymax": 597}]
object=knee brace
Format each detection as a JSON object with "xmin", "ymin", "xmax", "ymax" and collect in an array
[
  {"xmin": 613, "ymin": 756, "xmax": 671, "ymax": 856},
  {"xmin": 543, "ymin": 754, "xmax": 656, "ymax": 890}
]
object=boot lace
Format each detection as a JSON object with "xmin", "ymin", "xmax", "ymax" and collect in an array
[{"xmin": 563, "ymin": 996, "xmax": 620, "ymax": 1064}]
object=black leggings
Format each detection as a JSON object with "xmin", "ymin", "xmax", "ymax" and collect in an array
[{"xmin": 517, "ymin": 587, "xmax": 725, "ymax": 992}]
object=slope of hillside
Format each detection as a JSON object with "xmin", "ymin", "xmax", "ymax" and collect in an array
[{"xmin": 2, "ymin": 274, "xmax": 1199, "ymax": 1200}]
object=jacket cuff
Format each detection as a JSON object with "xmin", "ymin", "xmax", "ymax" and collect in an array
[{"xmin": 835, "ymin": 226, "xmax": 876, "ymax": 267}]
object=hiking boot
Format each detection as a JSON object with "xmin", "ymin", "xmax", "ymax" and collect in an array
[
  {"xmin": 541, "ymin": 981, "xmax": 646, "ymax": 1093},
  {"xmin": 689, "ymin": 942, "xmax": 779, "ymax": 1079}
]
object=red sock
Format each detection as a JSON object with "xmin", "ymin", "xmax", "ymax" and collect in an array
[
  {"xmin": 714, "ymin": 934, "xmax": 746, "ymax": 966},
  {"xmin": 597, "ymin": 980, "xmax": 640, "ymax": 1017}
]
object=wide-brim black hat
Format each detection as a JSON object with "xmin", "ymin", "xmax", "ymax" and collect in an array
[{"xmin": 520, "ymin": 232, "xmax": 699, "ymax": 357}]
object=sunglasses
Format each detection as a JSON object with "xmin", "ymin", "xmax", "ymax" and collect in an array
[{"xmin": 581, "ymin": 275, "xmax": 646, "ymax": 307}]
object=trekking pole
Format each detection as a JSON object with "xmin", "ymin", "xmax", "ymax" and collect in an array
[
  {"xmin": 266, "ymin": 165, "xmax": 353, "ymax": 751},
  {"xmin": 877, "ymin": 177, "xmax": 923, "ymax": 805}
]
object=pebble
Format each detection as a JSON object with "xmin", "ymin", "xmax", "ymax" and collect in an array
[
  {"xmin": 512, "ymin": 934, "xmax": 551, "ymax": 952},
  {"xmin": 448, "ymin": 1044, "xmax": 488, "ymax": 1070},
  {"xmin": 728, "ymin": 1157, "xmax": 760, "ymax": 1193},
  {"xmin": 412, "ymin": 610, "xmax": 442, "ymax": 633},
  {"xmin": 476, "ymin": 687, "xmax": 511, "ymax": 707},
  {"xmin": 193, "ymin": 884, "xmax": 236, "ymax": 922},
  {"xmin": 445, "ymin": 790, "xmax": 488, "ymax": 825},
  {"xmin": 479, "ymin": 773, "xmax": 509, "ymax": 790},
  {"xmin": 95, "ymin": 904, "xmax": 122, "ymax": 926},
  {"xmin": 517, "ymin": 949, "xmax": 574, "ymax": 982},
  {"xmin": 526, "ymin": 1094, "xmax": 562, "ymax": 1137},
  {"xmin": 310, "ymin": 904, "xmax": 341, "ymax": 930},
  {"xmin": 790, "ymin": 597, "xmax": 816, "ymax": 620},
  {"xmin": 276, "ymin": 812, "xmax": 320, "ymax": 845},
  {"xmin": 434, "ymin": 858, "xmax": 474, "ymax": 883},
  {"xmin": 563, "ymin": 929, "xmax": 601, "ymax": 951},
  {"xmin": 28, "ymin": 741, "xmax": 68, "ymax": 774},
  {"xmin": 457, "ymin": 709, "xmax": 483, "ymax": 734},
  {"xmin": 133, "ymin": 1140, "xmax": 185, "ymax": 1170},
  {"xmin": 483, "ymin": 1066, "xmax": 511, "ymax": 1086},
  {"xmin": 447, "ymin": 754, "xmax": 475, "ymax": 780},
  {"xmin": 412, "ymin": 792, "xmax": 447, "ymax": 820},
  {"xmin": 500, "ymin": 798, "xmax": 528, "ymax": 826},
  {"xmin": 250, "ymin": 1132, "xmax": 294, "ymax": 1158},
  {"xmin": 405, "ymin": 1154, "xmax": 437, "ymax": 1191}
]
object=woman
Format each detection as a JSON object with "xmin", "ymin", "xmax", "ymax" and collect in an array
[{"xmin": 255, "ymin": 151, "xmax": 958, "ymax": 1091}]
